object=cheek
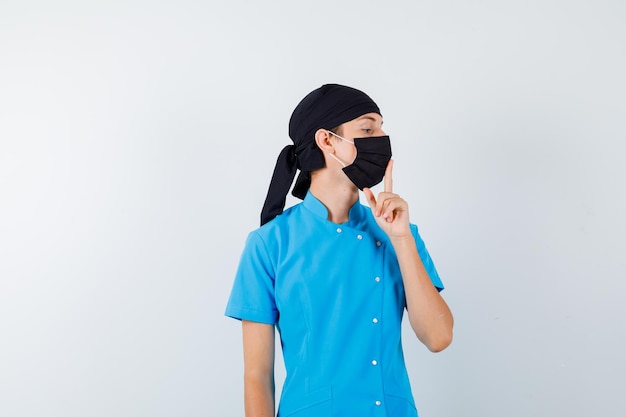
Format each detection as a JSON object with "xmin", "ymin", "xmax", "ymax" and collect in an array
[
  {"xmin": 335, "ymin": 144, "xmax": 357, "ymax": 166},
  {"xmin": 346, "ymin": 146, "xmax": 358, "ymax": 162}
]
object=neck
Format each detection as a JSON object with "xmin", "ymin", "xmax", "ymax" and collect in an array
[{"xmin": 309, "ymin": 172, "xmax": 359, "ymax": 224}]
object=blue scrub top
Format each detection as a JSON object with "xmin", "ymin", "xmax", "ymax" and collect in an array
[{"xmin": 225, "ymin": 191, "xmax": 444, "ymax": 417}]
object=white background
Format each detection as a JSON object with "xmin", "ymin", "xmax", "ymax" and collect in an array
[{"xmin": 1, "ymin": 1, "xmax": 625, "ymax": 416}]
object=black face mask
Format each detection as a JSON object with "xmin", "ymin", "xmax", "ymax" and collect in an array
[{"xmin": 328, "ymin": 131, "xmax": 392, "ymax": 189}]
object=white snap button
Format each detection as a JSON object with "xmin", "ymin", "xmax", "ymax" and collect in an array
[
  {"xmin": 372, "ymin": 360, "xmax": 378, "ymax": 366},
  {"xmin": 372, "ymin": 318, "xmax": 378, "ymax": 324},
  {"xmin": 375, "ymin": 400, "xmax": 382, "ymax": 406},
  {"xmin": 357, "ymin": 234, "xmax": 363, "ymax": 240},
  {"xmin": 336, "ymin": 228, "xmax": 342, "ymax": 233},
  {"xmin": 375, "ymin": 277, "xmax": 380, "ymax": 283},
  {"xmin": 376, "ymin": 241, "xmax": 382, "ymax": 247}
]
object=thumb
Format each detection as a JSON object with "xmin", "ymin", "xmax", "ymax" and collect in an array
[{"xmin": 363, "ymin": 187, "xmax": 377, "ymax": 211}]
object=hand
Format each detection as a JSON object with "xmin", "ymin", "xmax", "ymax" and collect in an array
[{"xmin": 363, "ymin": 160, "xmax": 412, "ymax": 239}]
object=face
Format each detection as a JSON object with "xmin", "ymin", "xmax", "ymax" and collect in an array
[{"xmin": 332, "ymin": 113, "xmax": 386, "ymax": 166}]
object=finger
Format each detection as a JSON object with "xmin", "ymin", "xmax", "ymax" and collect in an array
[
  {"xmin": 381, "ymin": 198, "xmax": 395, "ymax": 222},
  {"xmin": 376, "ymin": 192, "xmax": 391, "ymax": 215},
  {"xmin": 382, "ymin": 198, "xmax": 406, "ymax": 222},
  {"xmin": 376, "ymin": 193, "xmax": 393, "ymax": 219},
  {"xmin": 362, "ymin": 187, "xmax": 378, "ymax": 213},
  {"xmin": 384, "ymin": 159, "xmax": 394, "ymax": 193}
]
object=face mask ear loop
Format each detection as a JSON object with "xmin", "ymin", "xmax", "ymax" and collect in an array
[
  {"xmin": 326, "ymin": 130, "xmax": 354, "ymax": 144},
  {"xmin": 328, "ymin": 152, "xmax": 347, "ymax": 168}
]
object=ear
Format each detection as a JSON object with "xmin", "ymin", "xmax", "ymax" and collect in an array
[{"xmin": 314, "ymin": 128, "xmax": 335, "ymax": 153}]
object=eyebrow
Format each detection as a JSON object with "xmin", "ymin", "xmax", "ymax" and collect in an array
[{"xmin": 357, "ymin": 116, "xmax": 384, "ymax": 125}]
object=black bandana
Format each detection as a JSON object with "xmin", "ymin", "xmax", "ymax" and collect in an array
[{"xmin": 260, "ymin": 84, "xmax": 381, "ymax": 225}]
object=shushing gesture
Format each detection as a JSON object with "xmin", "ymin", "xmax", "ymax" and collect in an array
[{"xmin": 363, "ymin": 160, "xmax": 412, "ymax": 240}]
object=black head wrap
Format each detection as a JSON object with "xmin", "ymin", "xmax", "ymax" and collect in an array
[{"xmin": 260, "ymin": 84, "xmax": 381, "ymax": 225}]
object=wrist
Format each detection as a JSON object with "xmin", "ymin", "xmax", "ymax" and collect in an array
[{"xmin": 389, "ymin": 234, "xmax": 414, "ymax": 246}]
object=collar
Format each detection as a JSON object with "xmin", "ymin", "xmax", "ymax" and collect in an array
[{"xmin": 302, "ymin": 190, "xmax": 365, "ymax": 227}]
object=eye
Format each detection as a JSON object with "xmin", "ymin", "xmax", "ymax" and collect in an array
[{"xmin": 362, "ymin": 128, "xmax": 372, "ymax": 134}]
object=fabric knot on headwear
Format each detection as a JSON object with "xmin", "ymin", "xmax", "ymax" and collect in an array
[{"xmin": 260, "ymin": 84, "xmax": 381, "ymax": 225}]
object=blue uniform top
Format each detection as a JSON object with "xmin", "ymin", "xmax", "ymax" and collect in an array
[{"xmin": 225, "ymin": 191, "xmax": 444, "ymax": 417}]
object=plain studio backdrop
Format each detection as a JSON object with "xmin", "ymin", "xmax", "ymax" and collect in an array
[{"xmin": 1, "ymin": 1, "xmax": 625, "ymax": 416}]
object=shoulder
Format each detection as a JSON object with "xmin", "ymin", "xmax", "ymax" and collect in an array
[{"xmin": 252, "ymin": 203, "xmax": 303, "ymax": 240}]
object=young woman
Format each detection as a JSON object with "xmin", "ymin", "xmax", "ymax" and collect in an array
[{"xmin": 226, "ymin": 84, "xmax": 453, "ymax": 417}]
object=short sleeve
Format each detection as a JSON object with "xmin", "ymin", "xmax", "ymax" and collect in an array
[
  {"xmin": 225, "ymin": 231, "xmax": 278, "ymax": 324},
  {"xmin": 410, "ymin": 224, "xmax": 445, "ymax": 292}
]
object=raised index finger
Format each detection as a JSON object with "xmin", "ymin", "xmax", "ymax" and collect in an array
[{"xmin": 384, "ymin": 159, "xmax": 394, "ymax": 193}]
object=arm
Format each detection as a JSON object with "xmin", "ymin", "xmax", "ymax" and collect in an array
[
  {"xmin": 390, "ymin": 234, "xmax": 453, "ymax": 352},
  {"xmin": 242, "ymin": 320, "xmax": 276, "ymax": 417},
  {"xmin": 363, "ymin": 160, "xmax": 453, "ymax": 352}
]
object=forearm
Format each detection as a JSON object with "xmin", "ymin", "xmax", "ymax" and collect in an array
[
  {"xmin": 242, "ymin": 321, "xmax": 276, "ymax": 417},
  {"xmin": 244, "ymin": 371, "xmax": 275, "ymax": 417},
  {"xmin": 391, "ymin": 236, "xmax": 454, "ymax": 352}
]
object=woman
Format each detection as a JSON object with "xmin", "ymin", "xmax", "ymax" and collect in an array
[{"xmin": 226, "ymin": 84, "xmax": 453, "ymax": 417}]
